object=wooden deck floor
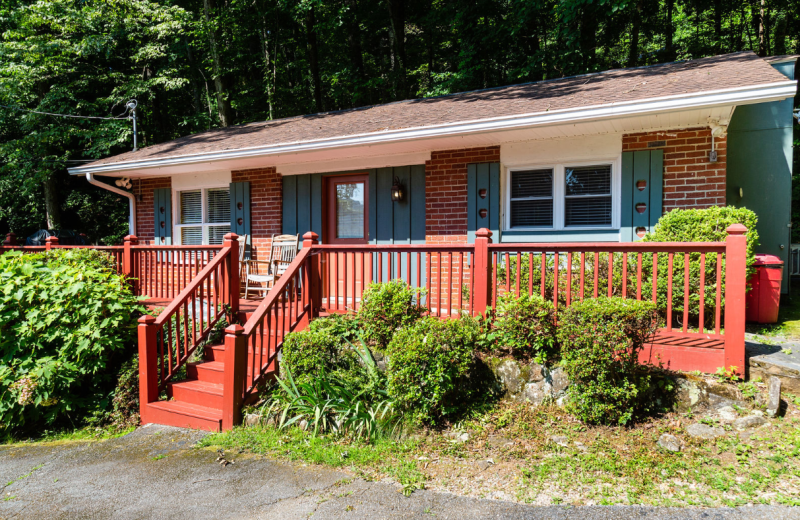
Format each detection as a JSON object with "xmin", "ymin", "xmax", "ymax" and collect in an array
[{"xmin": 142, "ymin": 298, "xmax": 264, "ymax": 314}]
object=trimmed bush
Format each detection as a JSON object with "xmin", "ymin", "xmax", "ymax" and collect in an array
[
  {"xmin": 492, "ymin": 293, "xmax": 556, "ymax": 362},
  {"xmin": 280, "ymin": 313, "xmax": 360, "ymax": 386},
  {"xmin": 0, "ymin": 249, "xmax": 142, "ymax": 433},
  {"xmin": 386, "ymin": 316, "xmax": 478, "ymax": 424},
  {"xmin": 358, "ymin": 280, "xmax": 426, "ymax": 350},
  {"xmin": 557, "ymin": 297, "xmax": 658, "ymax": 425}
]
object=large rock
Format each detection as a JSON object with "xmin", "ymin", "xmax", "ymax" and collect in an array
[
  {"xmin": 487, "ymin": 357, "xmax": 569, "ymax": 406},
  {"xmin": 686, "ymin": 423, "xmax": 726, "ymax": 439},
  {"xmin": 733, "ymin": 415, "xmax": 767, "ymax": 431},
  {"xmin": 494, "ymin": 359, "xmax": 524, "ymax": 394},
  {"xmin": 767, "ymin": 376, "xmax": 781, "ymax": 417},
  {"xmin": 658, "ymin": 434, "xmax": 682, "ymax": 452}
]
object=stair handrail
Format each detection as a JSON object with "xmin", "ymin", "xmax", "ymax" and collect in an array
[
  {"xmin": 138, "ymin": 234, "xmax": 239, "ymax": 409},
  {"xmin": 221, "ymin": 232, "xmax": 319, "ymax": 429}
]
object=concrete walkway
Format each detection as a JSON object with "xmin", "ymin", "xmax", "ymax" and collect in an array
[
  {"xmin": 747, "ymin": 336, "xmax": 800, "ymax": 392},
  {"xmin": 0, "ymin": 425, "xmax": 797, "ymax": 520}
]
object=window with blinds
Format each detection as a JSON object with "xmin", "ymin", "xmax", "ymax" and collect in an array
[
  {"xmin": 564, "ymin": 165, "xmax": 612, "ymax": 227},
  {"xmin": 509, "ymin": 169, "xmax": 553, "ymax": 228},
  {"xmin": 176, "ymin": 188, "xmax": 231, "ymax": 245},
  {"xmin": 507, "ymin": 163, "xmax": 615, "ymax": 231}
]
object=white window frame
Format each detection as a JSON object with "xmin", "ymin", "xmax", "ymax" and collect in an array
[
  {"xmin": 504, "ymin": 159, "xmax": 620, "ymax": 232},
  {"xmin": 174, "ymin": 186, "xmax": 231, "ymax": 245}
]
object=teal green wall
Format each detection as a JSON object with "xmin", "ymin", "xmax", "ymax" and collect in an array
[
  {"xmin": 727, "ymin": 58, "xmax": 796, "ymax": 293},
  {"xmin": 282, "ymin": 165, "xmax": 426, "ymax": 245}
]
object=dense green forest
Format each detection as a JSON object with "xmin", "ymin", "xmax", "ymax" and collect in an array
[{"xmin": 0, "ymin": 0, "xmax": 797, "ymax": 244}]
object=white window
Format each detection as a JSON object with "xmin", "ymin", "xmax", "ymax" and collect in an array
[
  {"xmin": 506, "ymin": 163, "xmax": 615, "ymax": 230},
  {"xmin": 176, "ymin": 188, "xmax": 231, "ymax": 245}
]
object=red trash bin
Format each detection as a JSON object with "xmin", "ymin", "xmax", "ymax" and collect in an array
[{"xmin": 745, "ymin": 254, "xmax": 784, "ymax": 324}]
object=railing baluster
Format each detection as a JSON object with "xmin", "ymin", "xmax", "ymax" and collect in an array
[
  {"xmin": 504, "ymin": 252, "xmax": 510, "ymax": 295},
  {"xmin": 334, "ymin": 252, "xmax": 339, "ymax": 312},
  {"xmin": 667, "ymin": 252, "xmax": 674, "ymax": 332},
  {"xmin": 699, "ymin": 253, "xmax": 706, "ymax": 333},
  {"xmin": 683, "ymin": 252, "xmax": 690, "ymax": 333},
  {"xmin": 528, "ymin": 253, "xmax": 533, "ymax": 296},
  {"xmin": 540, "ymin": 252, "xmax": 546, "ymax": 299},
  {"xmin": 566, "ymin": 252, "xmax": 572, "ymax": 307},
  {"xmin": 436, "ymin": 252, "xmax": 442, "ymax": 317},
  {"xmin": 554, "ymin": 252, "xmax": 559, "ymax": 312},
  {"xmin": 515, "ymin": 251, "xmax": 521, "ymax": 297},
  {"xmin": 652, "ymin": 253, "xmax": 658, "ymax": 304},
  {"xmin": 622, "ymin": 252, "xmax": 628, "ymax": 298},
  {"xmin": 426, "ymin": 252, "xmax": 432, "ymax": 313},
  {"xmin": 715, "ymin": 252, "xmax": 722, "ymax": 335},
  {"xmin": 416, "ymin": 252, "xmax": 422, "ymax": 308},
  {"xmin": 608, "ymin": 252, "xmax": 613, "ymax": 297},
  {"xmin": 579, "ymin": 252, "xmax": 585, "ymax": 301},
  {"xmin": 593, "ymin": 252, "xmax": 599, "ymax": 299},
  {"xmin": 636, "ymin": 252, "xmax": 643, "ymax": 301},
  {"xmin": 492, "ymin": 252, "xmax": 498, "ymax": 308},
  {"xmin": 447, "ymin": 252, "xmax": 453, "ymax": 317},
  {"xmin": 457, "ymin": 252, "xmax": 464, "ymax": 313}
]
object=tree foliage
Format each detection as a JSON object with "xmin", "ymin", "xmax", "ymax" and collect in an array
[{"xmin": 0, "ymin": 0, "xmax": 797, "ymax": 240}]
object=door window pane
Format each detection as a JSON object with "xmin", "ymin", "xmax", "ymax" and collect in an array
[
  {"xmin": 564, "ymin": 165, "xmax": 612, "ymax": 227},
  {"xmin": 336, "ymin": 182, "xmax": 365, "ymax": 239}
]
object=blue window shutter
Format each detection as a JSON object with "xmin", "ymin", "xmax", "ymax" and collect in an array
[
  {"xmin": 230, "ymin": 181, "xmax": 250, "ymax": 237},
  {"xmin": 153, "ymin": 188, "xmax": 172, "ymax": 245},
  {"xmin": 621, "ymin": 150, "xmax": 663, "ymax": 242},
  {"xmin": 468, "ymin": 162, "xmax": 500, "ymax": 242}
]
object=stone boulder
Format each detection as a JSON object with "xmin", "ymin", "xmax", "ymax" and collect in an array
[{"xmin": 487, "ymin": 357, "xmax": 570, "ymax": 406}]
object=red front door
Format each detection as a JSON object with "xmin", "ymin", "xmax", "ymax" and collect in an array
[{"xmin": 324, "ymin": 175, "xmax": 369, "ymax": 310}]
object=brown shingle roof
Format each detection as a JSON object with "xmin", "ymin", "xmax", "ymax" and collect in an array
[{"xmin": 86, "ymin": 52, "xmax": 790, "ymax": 167}]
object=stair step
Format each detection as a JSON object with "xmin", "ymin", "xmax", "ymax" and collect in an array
[
  {"xmin": 167, "ymin": 379, "xmax": 224, "ymax": 409},
  {"xmin": 145, "ymin": 401, "xmax": 222, "ymax": 432},
  {"xmin": 203, "ymin": 345, "xmax": 279, "ymax": 364},
  {"xmin": 188, "ymin": 361, "xmax": 225, "ymax": 384}
]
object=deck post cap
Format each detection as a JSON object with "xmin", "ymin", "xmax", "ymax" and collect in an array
[
  {"xmin": 138, "ymin": 314, "xmax": 156, "ymax": 324},
  {"xmin": 222, "ymin": 232, "xmax": 240, "ymax": 241},
  {"xmin": 225, "ymin": 324, "xmax": 244, "ymax": 335},
  {"xmin": 45, "ymin": 236, "xmax": 59, "ymax": 243},
  {"xmin": 726, "ymin": 224, "xmax": 747, "ymax": 235},
  {"xmin": 302, "ymin": 231, "xmax": 319, "ymax": 241},
  {"xmin": 124, "ymin": 235, "xmax": 138, "ymax": 243},
  {"xmin": 475, "ymin": 228, "xmax": 492, "ymax": 238}
]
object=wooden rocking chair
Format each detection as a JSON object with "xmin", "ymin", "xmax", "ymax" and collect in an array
[{"xmin": 243, "ymin": 234, "xmax": 299, "ymax": 299}]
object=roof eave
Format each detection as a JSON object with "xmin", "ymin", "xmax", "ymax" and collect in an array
[{"xmin": 68, "ymin": 80, "xmax": 798, "ymax": 176}]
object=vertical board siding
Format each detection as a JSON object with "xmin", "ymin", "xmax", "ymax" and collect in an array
[
  {"xmin": 649, "ymin": 150, "xmax": 664, "ymax": 229},
  {"xmin": 620, "ymin": 152, "xmax": 634, "ymax": 242},
  {"xmin": 282, "ymin": 175, "xmax": 297, "ymax": 236}
]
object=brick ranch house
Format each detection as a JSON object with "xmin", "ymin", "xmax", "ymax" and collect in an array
[
  {"xmin": 61, "ymin": 51, "xmax": 800, "ymax": 431},
  {"xmin": 70, "ymin": 52, "xmax": 796, "ymax": 291}
]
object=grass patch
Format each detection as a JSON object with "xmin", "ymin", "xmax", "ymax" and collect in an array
[
  {"xmin": 200, "ymin": 399, "xmax": 800, "ymax": 506},
  {"xmin": 0, "ymin": 425, "xmax": 135, "ymax": 446}
]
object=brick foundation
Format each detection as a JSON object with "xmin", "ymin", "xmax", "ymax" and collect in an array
[
  {"xmin": 132, "ymin": 177, "xmax": 171, "ymax": 245},
  {"xmin": 622, "ymin": 127, "xmax": 726, "ymax": 212},
  {"xmin": 425, "ymin": 146, "xmax": 500, "ymax": 244},
  {"xmin": 232, "ymin": 167, "xmax": 282, "ymax": 260}
]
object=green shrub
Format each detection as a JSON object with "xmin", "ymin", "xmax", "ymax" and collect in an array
[
  {"xmin": 0, "ymin": 249, "xmax": 142, "ymax": 433},
  {"xmin": 386, "ymin": 316, "xmax": 478, "ymax": 424},
  {"xmin": 641, "ymin": 206, "xmax": 758, "ymax": 330},
  {"xmin": 557, "ymin": 297, "xmax": 659, "ymax": 425},
  {"xmin": 105, "ymin": 354, "xmax": 140, "ymax": 430},
  {"xmin": 357, "ymin": 280, "xmax": 426, "ymax": 350},
  {"xmin": 281, "ymin": 314, "xmax": 355, "ymax": 386},
  {"xmin": 492, "ymin": 293, "xmax": 556, "ymax": 363}
]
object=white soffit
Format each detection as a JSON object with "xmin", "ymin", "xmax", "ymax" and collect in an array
[{"xmin": 69, "ymin": 81, "xmax": 794, "ymax": 177}]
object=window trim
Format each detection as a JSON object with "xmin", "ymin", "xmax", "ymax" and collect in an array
[
  {"xmin": 504, "ymin": 159, "xmax": 620, "ymax": 232},
  {"xmin": 174, "ymin": 186, "xmax": 231, "ymax": 245}
]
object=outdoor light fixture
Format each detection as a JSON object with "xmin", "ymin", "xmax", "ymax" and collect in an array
[{"xmin": 391, "ymin": 176, "xmax": 404, "ymax": 201}]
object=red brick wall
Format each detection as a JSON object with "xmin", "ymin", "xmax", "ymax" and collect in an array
[
  {"xmin": 132, "ymin": 177, "xmax": 171, "ymax": 245},
  {"xmin": 622, "ymin": 127, "xmax": 726, "ymax": 212},
  {"xmin": 425, "ymin": 146, "xmax": 500, "ymax": 244},
  {"xmin": 231, "ymin": 167, "xmax": 282, "ymax": 260}
]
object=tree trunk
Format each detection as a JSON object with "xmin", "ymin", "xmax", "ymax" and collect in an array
[
  {"xmin": 305, "ymin": 7, "xmax": 323, "ymax": 113},
  {"xmin": 203, "ymin": 0, "xmax": 234, "ymax": 127},
  {"xmin": 386, "ymin": 0, "xmax": 406, "ymax": 98},
  {"xmin": 665, "ymin": 0, "xmax": 675, "ymax": 60},
  {"xmin": 579, "ymin": 6, "xmax": 596, "ymax": 72},
  {"xmin": 627, "ymin": 2, "xmax": 640, "ymax": 67},
  {"xmin": 43, "ymin": 176, "xmax": 60, "ymax": 230},
  {"xmin": 346, "ymin": 0, "xmax": 366, "ymax": 107}
]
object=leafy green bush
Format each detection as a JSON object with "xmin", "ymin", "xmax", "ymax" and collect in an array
[
  {"xmin": 557, "ymin": 297, "xmax": 659, "ymax": 425},
  {"xmin": 358, "ymin": 280, "xmax": 426, "ymax": 350},
  {"xmin": 105, "ymin": 354, "xmax": 140, "ymax": 430},
  {"xmin": 492, "ymin": 293, "xmax": 557, "ymax": 363},
  {"xmin": 386, "ymin": 316, "xmax": 478, "ymax": 424},
  {"xmin": 0, "ymin": 249, "xmax": 142, "ymax": 433},
  {"xmin": 641, "ymin": 206, "xmax": 759, "ymax": 330},
  {"xmin": 280, "ymin": 314, "xmax": 358, "ymax": 386}
]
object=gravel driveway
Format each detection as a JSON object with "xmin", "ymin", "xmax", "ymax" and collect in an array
[{"xmin": 0, "ymin": 425, "xmax": 797, "ymax": 520}]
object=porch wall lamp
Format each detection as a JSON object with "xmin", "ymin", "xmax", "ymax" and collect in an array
[{"xmin": 391, "ymin": 176, "xmax": 404, "ymax": 202}]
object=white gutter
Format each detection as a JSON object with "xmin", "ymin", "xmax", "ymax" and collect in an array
[
  {"xmin": 68, "ymin": 80, "xmax": 797, "ymax": 176},
  {"xmin": 85, "ymin": 173, "xmax": 136, "ymax": 236}
]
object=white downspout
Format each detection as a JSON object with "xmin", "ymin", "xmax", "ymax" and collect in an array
[{"xmin": 85, "ymin": 173, "xmax": 136, "ymax": 236}]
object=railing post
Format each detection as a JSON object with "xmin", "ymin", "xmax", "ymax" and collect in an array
[
  {"xmin": 303, "ymin": 231, "xmax": 320, "ymax": 323},
  {"xmin": 137, "ymin": 315, "xmax": 159, "ymax": 423},
  {"xmin": 724, "ymin": 224, "xmax": 747, "ymax": 376},
  {"xmin": 223, "ymin": 233, "xmax": 240, "ymax": 316},
  {"xmin": 45, "ymin": 236, "xmax": 59, "ymax": 251},
  {"xmin": 221, "ymin": 324, "xmax": 246, "ymax": 430},
  {"xmin": 3, "ymin": 232, "xmax": 16, "ymax": 246},
  {"xmin": 472, "ymin": 228, "xmax": 493, "ymax": 315},
  {"xmin": 123, "ymin": 235, "xmax": 138, "ymax": 291}
]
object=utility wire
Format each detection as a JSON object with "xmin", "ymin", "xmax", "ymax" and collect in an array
[{"xmin": 0, "ymin": 103, "xmax": 132, "ymax": 120}]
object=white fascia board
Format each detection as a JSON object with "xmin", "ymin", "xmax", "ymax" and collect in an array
[{"xmin": 68, "ymin": 80, "xmax": 797, "ymax": 176}]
